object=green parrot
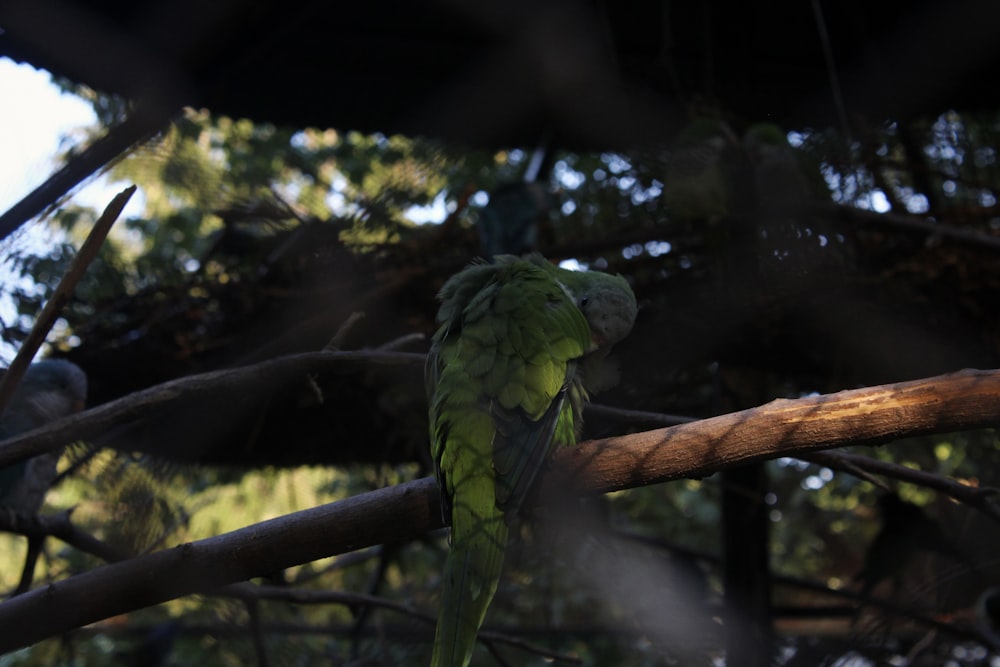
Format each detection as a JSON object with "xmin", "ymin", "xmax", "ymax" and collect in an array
[
  {"xmin": 742, "ymin": 123, "xmax": 811, "ymax": 216},
  {"xmin": 426, "ymin": 254, "xmax": 637, "ymax": 667},
  {"xmin": 663, "ymin": 118, "xmax": 737, "ymax": 221}
]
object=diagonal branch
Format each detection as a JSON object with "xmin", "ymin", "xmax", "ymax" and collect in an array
[
  {"xmin": 552, "ymin": 368, "xmax": 1000, "ymax": 494},
  {"xmin": 0, "ymin": 185, "xmax": 135, "ymax": 418},
  {"xmin": 0, "ymin": 349, "xmax": 426, "ymax": 469},
  {"xmin": 800, "ymin": 449, "xmax": 1000, "ymax": 523},
  {"xmin": 0, "ymin": 368, "xmax": 999, "ymax": 652},
  {"xmin": 0, "ymin": 509, "xmax": 127, "ymax": 564}
]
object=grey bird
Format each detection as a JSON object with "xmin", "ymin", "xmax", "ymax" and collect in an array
[
  {"xmin": 0, "ymin": 359, "xmax": 87, "ymax": 596},
  {"xmin": 0, "ymin": 359, "xmax": 88, "ymax": 513}
]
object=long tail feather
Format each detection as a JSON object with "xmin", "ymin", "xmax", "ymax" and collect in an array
[{"xmin": 431, "ymin": 500, "xmax": 508, "ymax": 667}]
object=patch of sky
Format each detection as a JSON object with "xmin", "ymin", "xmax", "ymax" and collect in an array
[
  {"xmin": 553, "ymin": 159, "xmax": 586, "ymax": 190},
  {"xmin": 787, "ymin": 131, "xmax": 802, "ymax": 147},
  {"xmin": 404, "ymin": 190, "xmax": 449, "ymax": 224},
  {"xmin": 600, "ymin": 153, "xmax": 632, "ymax": 174},
  {"xmin": 802, "ymin": 467, "xmax": 833, "ymax": 491},
  {"xmin": 622, "ymin": 240, "xmax": 671, "ymax": 260}
]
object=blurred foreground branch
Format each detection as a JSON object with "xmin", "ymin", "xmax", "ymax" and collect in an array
[
  {"xmin": 0, "ymin": 368, "xmax": 999, "ymax": 651},
  {"xmin": 0, "ymin": 349, "xmax": 426, "ymax": 469}
]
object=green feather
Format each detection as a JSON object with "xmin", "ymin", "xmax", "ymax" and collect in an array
[{"xmin": 427, "ymin": 255, "xmax": 636, "ymax": 667}]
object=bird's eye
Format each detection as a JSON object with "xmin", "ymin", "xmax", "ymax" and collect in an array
[{"xmin": 579, "ymin": 296, "xmax": 590, "ymax": 308}]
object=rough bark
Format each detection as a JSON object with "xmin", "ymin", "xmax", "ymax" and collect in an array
[{"xmin": 0, "ymin": 368, "xmax": 998, "ymax": 652}]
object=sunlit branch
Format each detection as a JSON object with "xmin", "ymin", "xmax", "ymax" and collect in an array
[
  {"xmin": 552, "ymin": 368, "xmax": 1000, "ymax": 494},
  {"xmin": 0, "ymin": 368, "xmax": 999, "ymax": 651}
]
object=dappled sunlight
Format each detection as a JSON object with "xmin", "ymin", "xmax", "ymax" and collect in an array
[{"xmin": 1, "ymin": 2, "xmax": 1000, "ymax": 662}]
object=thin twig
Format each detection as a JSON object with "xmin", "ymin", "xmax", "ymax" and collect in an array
[
  {"xmin": 218, "ymin": 583, "xmax": 437, "ymax": 623},
  {"xmin": 291, "ymin": 547, "xmax": 383, "ymax": 585},
  {"xmin": 220, "ymin": 582, "xmax": 582, "ymax": 663},
  {"xmin": 324, "ymin": 312, "xmax": 367, "ymax": 351},
  {"xmin": 377, "ymin": 333, "xmax": 426, "ymax": 352},
  {"xmin": 0, "ymin": 185, "xmax": 136, "ymax": 419},
  {"xmin": 800, "ymin": 450, "xmax": 1000, "ymax": 524},
  {"xmin": 810, "ymin": 0, "xmax": 853, "ymax": 146},
  {"xmin": 617, "ymin": 529, "xmax": 997, "ymax": 647},
  {"xmin": 478, "ymin": 631, "xmax": 581, "ymax": 665},
  {"xmin": 797, "ymin": 451, "xmax": 892, "ymax": 491},
  {"xmin": 10, "ymin": 535, "xmax": 43, "ymax": 597},
  {"xmin": 483, "ymin": 639, "xmax": 515, "ymax": 667},
  {"xmin": 585, "ymin": 403, "xmax": 697, "ymax": 426},
  {"xmin": 349, "ymin": 543, "xmax": 398, "ymax": 657},
  {"xmin": 244, "ymin": 598, "xmax": 270, "ymax": 667}
]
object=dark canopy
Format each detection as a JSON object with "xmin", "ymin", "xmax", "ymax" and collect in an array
[{"xmin": 3, "ymin": 0, "xmax": 999, "ymax": 148}]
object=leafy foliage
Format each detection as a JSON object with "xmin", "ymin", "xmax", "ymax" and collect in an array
[{"xmin": 1, "ymin": 86, "xmax": 1000, "ymax": 665}]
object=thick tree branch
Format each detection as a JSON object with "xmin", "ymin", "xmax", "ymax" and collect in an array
[
  {"xmin": 0, "ymin": 368, "xmax": 999, "ymax": 652},
  {"xmin": 553, "ymin": 368, "xmax": 1000, "ymax": 494},
  {"xmin": 0, "ymin": 477, "xmax": 442, "ymax": 653},
  {"xmin": 0, "ymin": 350, "xmax": 426, "ymax": 469}
]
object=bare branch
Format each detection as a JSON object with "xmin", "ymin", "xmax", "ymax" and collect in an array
[
  {"xmin": 323, "ymin": 312, "xmax": 366, "ymax": 351},
  {"xmin": 0, "ymin": 368, "xmax": 999, "ymax": 651},
  {"xmin": 244, "ymin": 597, "xmax": 269, "ymax": 667},
  {"xmin": 377, "ymin": 333, "xmax": 427, "ymax": 352},
  {"xmin": 797, "ymin": 451, "xmax": 892, "ymax": 491},
  {"xmin": 0, "ymin": 106, "xmax": 168, "ymax": 243},
  {"xmin": 218, "ymin": 584, "xmax": 581, "ymax": 665},
  {"xmin": 0, "ymin": 349, "xmax": 426, "ymax": 469},
  {"xmin": 584, "ymin": 403, "xmax": 697, "ymax": 427},
  {"xmin": 0, "ymin": 185, "xmax": 135, "ymax": 417},
  {"xmin": 553, "ymin": 368, "xmax": 1000, "ymax": 494},
  {"xmin": 0, "ymin": 509, "xmax": 127, "ymax": 564},
  {"xmin": 801, "ymin": 450, "xmax": 1000, "ymax": 523},
  {"xmin": 820, "ymin": 202, "xmax": 1000, "ymax": 251},
  {"xmin": 0, "ymin": 476, "xmax": 441, "ymax": 652}
]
